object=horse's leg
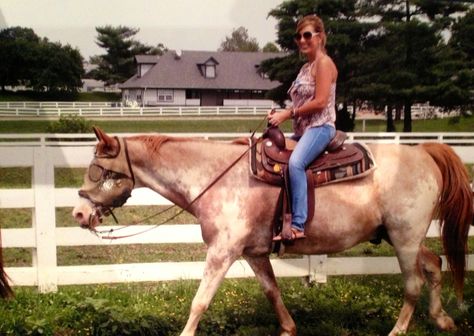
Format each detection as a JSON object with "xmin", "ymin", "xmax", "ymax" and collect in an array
[
  {"xmin": 180, "ymin": 245, "xmax": 239, "ymax": 336},
  {"xmin": 419, "ymin": 245, "xmax": 455, "ymax": 331},
  {"xmin": 244, "ymin": 255, "xmax": 296, "ymax": 336},
  {"xmin": 388, "ymin": 240, "xmax": 425, "ymax": 336}
]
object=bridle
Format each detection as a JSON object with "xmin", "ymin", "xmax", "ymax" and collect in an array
[
  {"xmin": 79, "ymin": 137, "xmax": 136, "ymax": 230},
  {"xmin": 81, "ymin": 116, "xmax": 268, "ymax": 240}
]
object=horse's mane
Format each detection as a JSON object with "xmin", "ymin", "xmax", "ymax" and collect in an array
[{"xmin": 128, "ymin": 135, "xmax": 191, "ymax": 155}]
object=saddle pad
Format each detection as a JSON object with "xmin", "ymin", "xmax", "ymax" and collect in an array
[{"xmin": 250, "ymin": 137, "xmax": 377, "ymax": 187}]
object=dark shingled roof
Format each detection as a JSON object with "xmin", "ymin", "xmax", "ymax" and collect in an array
[
  {"xmin": 135, "ymin": 55, "xmax": 159, "ymax": 64},
  {"xmin": 120, "ymin": 50, "xmax": 284, "ymax": 90}
]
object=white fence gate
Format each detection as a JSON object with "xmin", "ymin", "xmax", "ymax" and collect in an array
[{"xmin": 0, "ymin": 133, "xmax": 473, "ymax": 293}]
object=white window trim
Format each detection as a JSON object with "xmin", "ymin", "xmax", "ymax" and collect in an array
[{"xmin": 157, "ymin": 89, "xmax": 174, "ymax": 102}]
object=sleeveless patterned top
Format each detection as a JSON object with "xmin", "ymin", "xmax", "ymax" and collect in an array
[{"xmin": 288, "ymin": 61, "xmax": 336, "ymax": 136}]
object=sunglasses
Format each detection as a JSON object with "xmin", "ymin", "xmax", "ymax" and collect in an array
[{"xmin": 293, "ymin": 31, "xmax": 319, "ymax": 42}]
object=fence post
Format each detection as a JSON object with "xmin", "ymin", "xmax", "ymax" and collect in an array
[
  {"xmin": 32, "ymin": 147, "xmax": 58, "ymax": 293},
  {"xmin": 308, "ymin": 255, "xmax": 327, "ymax": 283}
]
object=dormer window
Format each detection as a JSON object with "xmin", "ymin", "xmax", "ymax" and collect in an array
[
  {"xmin": 198, "ymin": 57, "xmax": 219, "ymax": 79},
  {"xmin": 206, "ymin": 65, "xmax": 216, "ymax": 78}
]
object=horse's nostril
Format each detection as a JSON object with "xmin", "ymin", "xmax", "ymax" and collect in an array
[{"xmin": 73, "ymin": 210, "xmax": 84, "ymax": 221}]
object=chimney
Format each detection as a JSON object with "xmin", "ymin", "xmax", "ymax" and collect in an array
[{"xmin": 174, "ymin": 50, "xmax": 182, "ymax": 60}]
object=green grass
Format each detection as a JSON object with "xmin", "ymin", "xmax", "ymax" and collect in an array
[
  {"xmin": 353, "ymin": 115, "xmax": 474, "ymax": 132},
  {"xmin": 0, "ymin": 115, "xmax": 473, "ymax": 133},
  {"xmin": 0, "ymin": 275, "xmax": 472, "ymax": 335},
  {"xmin": 0, "ymin": 167, "xmax": 31, "ymax": 188}
]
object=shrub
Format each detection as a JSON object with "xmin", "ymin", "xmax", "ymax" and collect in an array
[{"xmin": 47, "ymin": 114, "xmax": 92, "ymax": 133}]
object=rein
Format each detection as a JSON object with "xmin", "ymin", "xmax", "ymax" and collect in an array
[{"xmin": 92, "ymin": 115, "xmax": 268, "ymax": 240}]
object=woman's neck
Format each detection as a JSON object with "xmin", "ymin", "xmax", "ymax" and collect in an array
[{"xmin": 307, "ymin": 48, "xmax": 324, "ymax": 63}]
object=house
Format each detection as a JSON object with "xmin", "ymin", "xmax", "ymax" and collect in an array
[{"xmin": 120, "ymin": 50, "xmax": 283, "ymax": 106}]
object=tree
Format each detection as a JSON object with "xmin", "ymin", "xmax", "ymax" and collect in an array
[
  {"xmin": 262, "ymin": 42, "xmax": 280, "ymax": 52},
  {"xmin": 0, "ymin": 26, "xmax": 83, "ymax": 92},
  {"xmin": 31, "ymin": 42, "xmax": 84, "ymax": 92},
  {"xmin": 0, "ymin": 27, "xmax": 40, "ymax": 90},
  {"xmin": 219, "ymin": 26, "xmax": 260, "ymax": 52},
  {"xmin": 429, "ymin": 9, "xmax": 474, "ymax": 112},
  {"xmin": 90, "ymin": 25, "xmax": 166, "ymax": 85},
  {"xmin": 358, "ymin": 0, "xmax": 471, "ymax": 131}
]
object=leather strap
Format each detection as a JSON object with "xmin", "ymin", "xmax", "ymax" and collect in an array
[{"xmin": 281, "ymin": 167, "xmax": 293, "ymax": 241}]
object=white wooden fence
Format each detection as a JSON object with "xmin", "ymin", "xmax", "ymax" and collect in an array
[
  {"xmin": 0, "ymin": 101, "xmax": 451, "ymax": 120},
  {"xmin": 0, "ymin": 133, "xmax": 473, "ymax": 293},
  {"xmin": 0, "ymin": 105, "xmax": 271, "ymax": 118}
]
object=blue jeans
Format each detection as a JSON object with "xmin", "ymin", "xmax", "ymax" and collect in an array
[{"xmin": 289, "ymin": 125, "xmax": 336, "ymax": 231}]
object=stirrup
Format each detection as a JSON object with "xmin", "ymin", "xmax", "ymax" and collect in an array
[{"xmin": 273, "ymin": 228, "xmax": 306, "ymax": 242}]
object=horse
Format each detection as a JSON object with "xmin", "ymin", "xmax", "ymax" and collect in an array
[{"xmin": 72, "ymin": 127, "xmax": 473, "ymax": 336}]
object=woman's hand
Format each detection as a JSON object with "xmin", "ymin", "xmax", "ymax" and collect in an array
[{"xmin": 267, "ymin": 109, "xmax": 291, "ymax": 126}]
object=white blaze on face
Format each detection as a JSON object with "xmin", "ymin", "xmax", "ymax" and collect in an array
[
  {"xmin": 72, "ymin": 196, "xmax": 95, "ymax": 226},
  {"xmin": 100, "ymin": 179, "xmax": 115, "ymax": 192}
]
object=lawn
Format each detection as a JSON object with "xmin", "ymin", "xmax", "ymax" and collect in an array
[
  {"xmin": 0, "ymin": 114, "xmax": 473, "ymax": 133},
  {"xmin": 0, "ymin": 275, "xmax": 473, "ymax": 336}
]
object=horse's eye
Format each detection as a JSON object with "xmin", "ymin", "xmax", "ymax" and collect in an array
[{"xmin": 110, "ymin": 171, "xmax": 122, "ymax": 179}]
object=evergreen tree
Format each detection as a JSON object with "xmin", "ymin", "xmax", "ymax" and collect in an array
[
  {"xmin": 90, "ymin": 26, "xmax": 165, "ymax": 85},
  {"xmin": 429, "ymin": 9, "xmax": 474, "ymax": 113},
  {"xmin": 358, "ymin": 0, "xmax": 471, "ymax": 131}
]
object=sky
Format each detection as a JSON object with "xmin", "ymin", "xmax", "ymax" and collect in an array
[{"xmin": 1, "ymin": 0, "xmax": 283, "ymax": 59}]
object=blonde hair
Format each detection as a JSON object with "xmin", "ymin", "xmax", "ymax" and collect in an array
[{"xmin": 296, "ymin": 15, "xmax": 327, "ymax": 50}]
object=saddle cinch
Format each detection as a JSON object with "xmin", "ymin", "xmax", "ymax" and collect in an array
[{"xmin": 249, "ymin": 126, "xmax": 376, "ymax": 246}]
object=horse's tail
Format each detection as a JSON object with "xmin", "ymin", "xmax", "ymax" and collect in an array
[
  {"xmin": 422, "ymin": 143, "xmax": 472, "ymax": 301},
  {"xmin": 0, "ymin": 228, "xmax": 13, "ymax": 298}
]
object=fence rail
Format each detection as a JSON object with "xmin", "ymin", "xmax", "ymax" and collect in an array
[
  {"xmin": 0, "ymin": 133, "xmax": 473, "ymax": 292},
  {"xmin": 0, "ymin": 102, "xmax": 455, "ymax": 119},
  {"xmin": 0, "ymin": 105, "xmax": 272, "ymax": 117},
  {"xmin": 1, "ymin": 132, "xmax": 474, "ymax": 148}
]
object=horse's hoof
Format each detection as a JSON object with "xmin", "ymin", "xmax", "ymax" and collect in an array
[
  {"xmin": 434, "ymin": 312, "xmax": 456, "ymax": 331},
  {"xmin": 279, "ymin": 332, "xmax": 295, "ymax": 336}
]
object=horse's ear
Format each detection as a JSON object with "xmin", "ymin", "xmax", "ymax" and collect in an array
[
  {"xmin": 93, "ymin": 127, "xmax": 120, "ymax": 157},
  {"xmin": 93, "ymin": 126, "xmax": 109, "ymax": 142}
]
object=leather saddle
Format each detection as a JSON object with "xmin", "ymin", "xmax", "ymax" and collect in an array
[
  {"xmin": 249, "ymin": 126, "xmax": 376, "ymax": 248},
  {"xmin": 251, "ymin": 126, "xmax": 374, "ymax": 187}
]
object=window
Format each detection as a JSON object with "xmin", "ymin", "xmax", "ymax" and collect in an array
[
  {"xmin": 205, "ymin": 65, "xmax": 216, "ymax": 78},
  {"xmin": 157, "ymin": 90, "xmax": 174, "ymax": 102}
]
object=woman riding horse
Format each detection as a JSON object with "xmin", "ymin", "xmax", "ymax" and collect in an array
[{"xmin": 73, "ymin": 126, "xmax": 473, "ymax": 336}]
